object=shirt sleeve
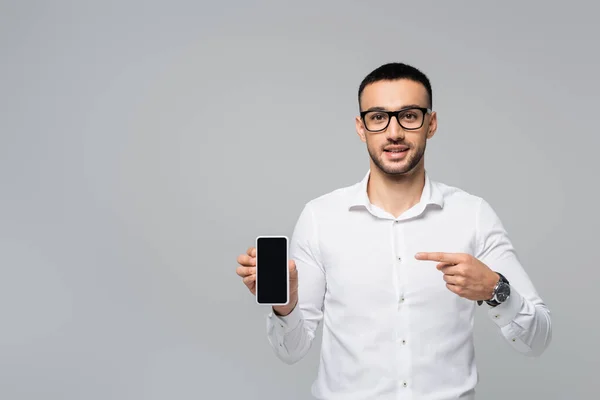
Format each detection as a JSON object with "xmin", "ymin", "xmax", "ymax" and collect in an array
[
  {"xmin": 475, "ymin": 197, "xmax": 552, "ymax": 357},
  {"xmin": 266, "ymin": 201, "xmax": 326, "ymax": 364}
]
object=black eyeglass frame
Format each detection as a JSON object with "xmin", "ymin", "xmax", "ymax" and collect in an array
[{"xmin": 360, "ymin": 107, "xmax": 432, "ymax": 132}]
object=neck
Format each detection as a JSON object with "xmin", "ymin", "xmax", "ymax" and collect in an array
[{"xmin": 367, "ymin": 163, "xmax": 426, "ymax": 219}]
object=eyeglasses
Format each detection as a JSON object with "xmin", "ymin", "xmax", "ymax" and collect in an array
[{"xmin": 360, "ymin": 107, "xmax": 432, "ymax": 132}]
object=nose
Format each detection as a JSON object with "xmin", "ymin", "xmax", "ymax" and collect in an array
[{"xmin": 386, "ymin": 115, "xmax": 405, "ymax": 140}]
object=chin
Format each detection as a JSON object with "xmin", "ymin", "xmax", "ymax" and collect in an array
[
  {"xmin": 382, "ymin": 156, "xmax": 420, "ymax": 173},
  {"xmin": 384, "ymin": 168, "xmax": 412, "ymax": 175},
  {"xmin": 380, "ymin": 164, "xmax": 411, "ymax": 175}
]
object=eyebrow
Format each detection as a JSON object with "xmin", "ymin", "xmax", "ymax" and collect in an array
[{"xmin": 363, "ymin": 104, "xmax": 426, "ymax": 112}]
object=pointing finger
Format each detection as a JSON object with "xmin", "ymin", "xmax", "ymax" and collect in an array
[{"xmin": 415, "ymin": 252, "xmax": 464, "ymax": 264}]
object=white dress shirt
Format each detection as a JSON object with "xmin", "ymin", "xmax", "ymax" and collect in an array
[{"xmin": 266, "ymin": 170, "xmax": 552, "ymax": 400}]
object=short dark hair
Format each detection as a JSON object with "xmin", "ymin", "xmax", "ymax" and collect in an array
[{"xmin": 358, "ymin": 62, "xmax": 432, "ymax": 109}]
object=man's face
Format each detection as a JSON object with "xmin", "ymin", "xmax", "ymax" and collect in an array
[{"xmin": 355, "ymin": 79, "xmax": 437, "ymax": 176}]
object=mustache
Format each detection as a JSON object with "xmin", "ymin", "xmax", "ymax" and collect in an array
[{"xmin": 385, "ymin": 140, "xmax": 409, "ymax": 145}]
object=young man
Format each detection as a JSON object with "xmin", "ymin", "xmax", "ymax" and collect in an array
[{"xmin": 236, "ymin": 62, "xmax": 552, "ymax": 400}]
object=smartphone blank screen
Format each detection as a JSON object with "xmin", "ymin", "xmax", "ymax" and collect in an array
[{"xmin": 256, "ymin": 236, "xmax": 288, "ymax": 305}]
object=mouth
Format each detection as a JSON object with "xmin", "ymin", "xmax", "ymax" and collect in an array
[
  {"xmin": 383, "ymin": 146, "xmax": 409, "ymax": 160},
  {"xmin": 384, "ymin": 146, "xmax": 409, "ymax": 153}
]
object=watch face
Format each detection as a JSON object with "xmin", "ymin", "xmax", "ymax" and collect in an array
[{"xmin": 496, "ymin": 283, "xmax": 510, "ymax": 302}]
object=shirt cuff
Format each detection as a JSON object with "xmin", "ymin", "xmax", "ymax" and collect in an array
[
  {"xmin": 269, "ymin": 305, "xmax": 302, "ymax": 334},
  {"xmin": 488, "ymin": 285, "xmax": 523, "ymax": 327}
]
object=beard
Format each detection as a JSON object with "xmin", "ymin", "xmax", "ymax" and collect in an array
[{"xmin": 367, "ymin": 140, "xmax": 426, "ymax": 176}]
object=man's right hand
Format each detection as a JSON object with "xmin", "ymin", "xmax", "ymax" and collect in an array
[{"xmin": 235, "ymin": 246, "xmax": 299, "ymax": 316}]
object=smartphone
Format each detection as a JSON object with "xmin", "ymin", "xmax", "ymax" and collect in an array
[{"xmin": 255, "ymin": 235, "xmax": 289, "ymax": 305}]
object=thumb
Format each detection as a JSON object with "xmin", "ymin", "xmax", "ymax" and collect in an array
[{"xmin": 289, "ymin": 259, "xmax": 298, "ymax": 277}]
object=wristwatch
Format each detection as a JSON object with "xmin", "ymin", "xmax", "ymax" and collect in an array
[{"xmin": 477, "ymin": 272, "xmax": 510, "ymax": 307}]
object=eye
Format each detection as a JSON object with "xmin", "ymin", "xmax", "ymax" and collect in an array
[{"xmin": 369, "ymin": 112, "xmax": 386, "ymax": 121}]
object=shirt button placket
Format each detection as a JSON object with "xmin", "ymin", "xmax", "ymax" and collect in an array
[{"xmin": 394, "ymin": 219, "xmax": 409, "ymax": 391}]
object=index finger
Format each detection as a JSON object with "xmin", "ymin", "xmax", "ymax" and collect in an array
[
  {"xmin": 237, "ymin": 253, "xmax": 256, "ymax": 266},
  {"xmin": 414, "ymin": 252, "xmax": 463, "ymax": 264},
  {"xmin": 246, "ymin": 246, "xmax": 256, "ymax": 257}
]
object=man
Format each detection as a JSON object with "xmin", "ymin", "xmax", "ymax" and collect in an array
[{"xmin": 235, "ymin": 62, "xmax": 552, "ymax": 399}]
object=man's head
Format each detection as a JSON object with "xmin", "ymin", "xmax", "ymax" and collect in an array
[{"xmin": 355, "ymin": 62, "xmax": 437, "ymax": 177}]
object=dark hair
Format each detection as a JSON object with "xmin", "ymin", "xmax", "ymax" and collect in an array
[{"xmin": 358, "ymin": 62, "xmax": 432, "ymax": 109}]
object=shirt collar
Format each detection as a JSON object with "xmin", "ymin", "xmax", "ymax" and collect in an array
[{"xmin": 347, "ymin": 169, "xmax": 445, "ymax": 211}]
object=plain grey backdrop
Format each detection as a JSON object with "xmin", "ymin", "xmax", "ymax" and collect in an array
[{"xmin": 1, "ymin": 1, "xmax": 598, "ymax": 399}]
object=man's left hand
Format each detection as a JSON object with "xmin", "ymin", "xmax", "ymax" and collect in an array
[{"xmin": 414, "ymin": 252, "xmax": 499, "ymax": 302}]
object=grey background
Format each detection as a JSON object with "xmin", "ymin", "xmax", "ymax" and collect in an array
[{"xmin": 0, "ymin": 1, "xmax": 597, "ymax": 399}]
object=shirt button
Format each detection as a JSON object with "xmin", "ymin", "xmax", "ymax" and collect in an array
[
  {"xmin": 402, "ymin": 339, "xmax": 406, "ymax": 345},
  {"xmin": 402, "ymin": 381, "xmax": 408, "ymax": 388},
  {"xmin": 397, "ymin": 256, "xmax": 402, "ymax": 261}
]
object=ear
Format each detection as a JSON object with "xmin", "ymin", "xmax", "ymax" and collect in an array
[
  {"xmin": 426, "ymin": 111, "xmax": 438, "ymax": 139},
  {"xmin": 355, "ymin": 115, "xmax": 367, "ymax": 143}
]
